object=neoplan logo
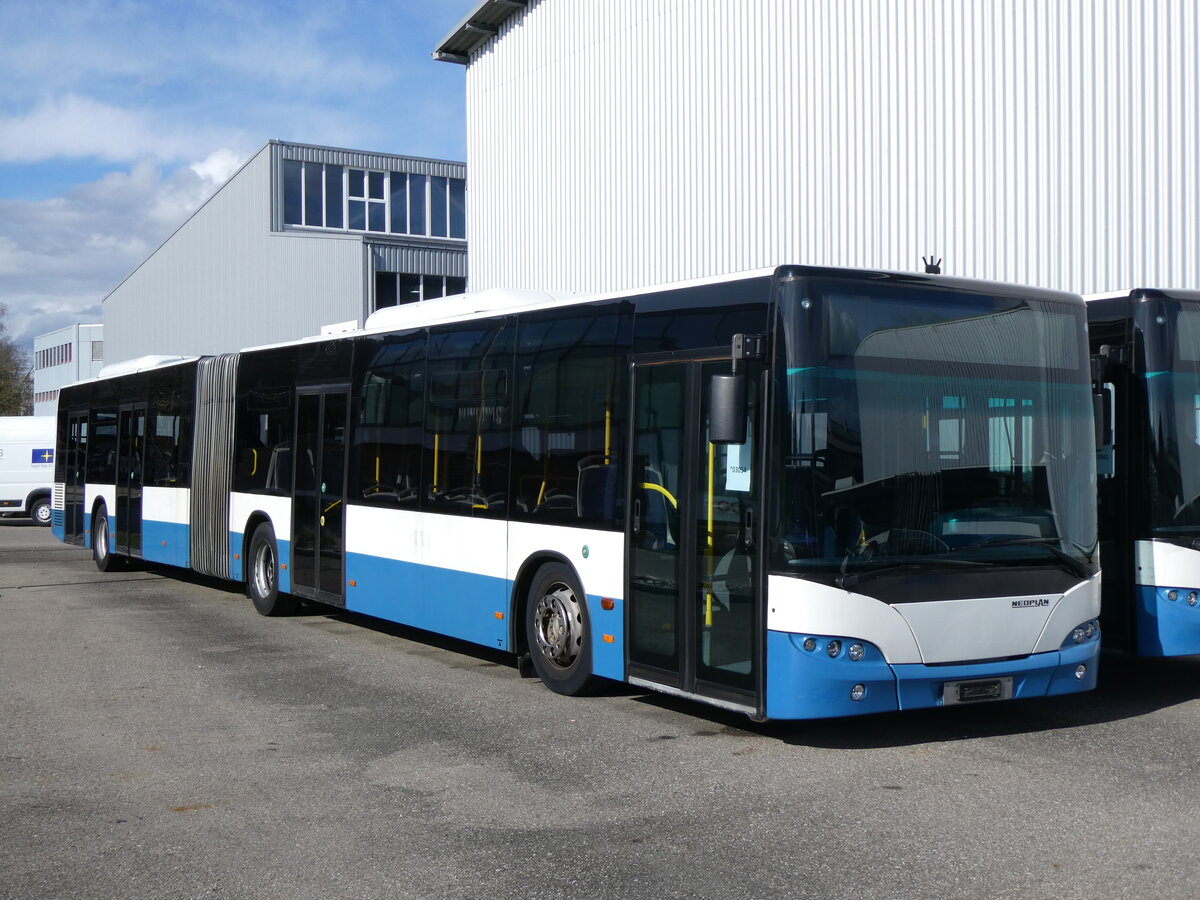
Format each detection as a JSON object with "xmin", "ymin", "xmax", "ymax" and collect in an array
[{"xmin": 1012, "ymin": 598, "xmax": 1051, "ymax": 608}]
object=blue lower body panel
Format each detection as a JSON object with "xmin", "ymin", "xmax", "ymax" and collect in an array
[
  {"xmin": 345, "ymin": 552, "xmax": 509, "ymax": 649},
  {"xmin": 765, "ymin": 630, "xmax": 1099, "ymax": 720},
  {"xmin": 1137, "ymin": 585, "xmax": 1200, "ymax": 656},
  {"xmin": 588, "ymin": 594, "xmax": 624, "ymax": 681},
  {"xmin": 141, "ymin": 520, "xmax": 190, "ymax": 568}
]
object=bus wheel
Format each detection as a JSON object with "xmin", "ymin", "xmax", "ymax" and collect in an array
[
  {"xmin": 30, "ymin": 497, "xmax": 52, "ymax": 527},
  {"xmin": 92, "ymin": 508, "xmax": 119, "ymax": 572},
  {"xmin": 247, "ymin": 523, "xmax": 297, "ymax": 616},
  {"xmin": 525, "ymin": 563, "xmax": 598, "ymax": 696}
]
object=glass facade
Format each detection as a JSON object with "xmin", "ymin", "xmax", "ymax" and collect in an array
[{"xmin": 283, "ymin": 160, "xmax": 466, "ymax": 239}]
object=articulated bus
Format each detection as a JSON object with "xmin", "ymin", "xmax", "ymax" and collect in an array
[
  {"xmin": 53, "ymin": 266, "xmax": 1101, "ymax": 720},
  {"xmin": 1088, "ymin": 288, "xmax": 1200, "ymax": 656}
]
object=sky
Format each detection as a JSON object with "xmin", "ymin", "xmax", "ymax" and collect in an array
[{"xmin": 0, "ymin": 0, "xmax": 468, "ymax": 353}]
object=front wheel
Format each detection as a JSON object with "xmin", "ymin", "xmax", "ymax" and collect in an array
[
  {"xmin": 30, "ymin": 497, "xmax": 52, "ymax": 527},
  {"xmin": 247, "ymin": 522, "xmax": 297, "ymax": 616},
  {"xmin": 525, "ymin": 562, "xmax": 598, "ymax": 696}
]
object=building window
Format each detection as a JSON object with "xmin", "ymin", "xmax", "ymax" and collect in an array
[
  {"xmin": 36, "ymin": 343, "xmax": 74, "ymax": 369},
  {"xmin": 283, "ymin": 160, "xmax": 465, "ymax": 239},
  {"xmin": 373, "ymin": 273, "xmax": 466, "ymax": 312}
]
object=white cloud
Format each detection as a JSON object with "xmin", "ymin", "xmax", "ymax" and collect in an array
[
  {"xmin": 0, "ymin": 94, "xmax": 245, "ymax": 164},
  {"xmin": 0, "ymin": 151, "xmax": 247, "ymax": 348}
]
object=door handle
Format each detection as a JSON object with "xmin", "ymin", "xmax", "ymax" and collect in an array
[
  {"xmin": 743, "ymin": 508, "xmax": 754, "ymax": 550},
  {"xmin": 632, "ymin": 497, "xmax": 642, "ymax": 533}
]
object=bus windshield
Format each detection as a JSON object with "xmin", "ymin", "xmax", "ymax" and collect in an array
[
  {"xmin": 1142, "ymin": 300, "xmax": 1200, "ymax": 537},
  {"xmin": 774, "ymin": 278, "xmax": 1097, "ymax": 583}
]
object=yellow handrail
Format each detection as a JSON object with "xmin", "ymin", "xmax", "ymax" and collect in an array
[{"xmin": 640, "ymin": 482, "xmax": 678, "ymax": 509}]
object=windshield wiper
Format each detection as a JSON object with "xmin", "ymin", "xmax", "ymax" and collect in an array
[
  {"xmin": 835, "ymin": 556, "xmax": 988, "ymax": 589},
  {"xmin": 951, "ymin": 537, "xmax": 1095, "ymax": 580}
]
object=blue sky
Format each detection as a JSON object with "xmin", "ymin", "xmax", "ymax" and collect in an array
[{"xmin": 0, "ymin": 0, "xmax": 468, "ymax": 352}]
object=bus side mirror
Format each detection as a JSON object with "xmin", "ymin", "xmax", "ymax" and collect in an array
[{"xmin": 710, "ymin": 373, "xmax": 747, "ymax": 444}]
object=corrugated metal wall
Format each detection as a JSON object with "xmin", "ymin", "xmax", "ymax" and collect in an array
[{"xmin": 465, "ymin": 0, "xmax": 1198, "ymax": 295}]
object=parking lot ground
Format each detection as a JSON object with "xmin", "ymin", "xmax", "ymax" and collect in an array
[{"xmin": 3, "ymin": 519, "xmax": 1200, "ymax": 899}]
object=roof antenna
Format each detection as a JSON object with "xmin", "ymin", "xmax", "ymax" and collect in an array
[{"xmin": 923, "ymin": 256, "xmax": 942, "ymax": 275}]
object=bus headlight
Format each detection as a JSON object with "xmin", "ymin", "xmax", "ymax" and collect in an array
[
  {"xmin": 1168, "ymin": 590, "xmax": 1179, "ymax": 601},
  {"xmin": 847, "ymin": 643, "xmax": 865, "ymax": 661},
  {"xmin": 1067, "ymin": 619, "xmax": 1100, "ymax": 645},
  {"xmin": 850, "ymin": 684, "xmax": 866, "ymax": 701},
  {"xmin": 826, "ymin": 640, "xmax": 842, "ymax": 658},
  {"xmin": 1189, "ymin": 592, "xmax": 1198, "ymax": 607}
]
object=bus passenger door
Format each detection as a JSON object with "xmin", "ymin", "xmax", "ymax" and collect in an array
[
  {"xmin": 291, "ymin": 388, "xmax": 349, "ymax": 607},
  {"xmin": 63, "ymin": 411, "xmax": 88, "ymax": 545},
  {"xmin": 627, "ymin": 357, "xmax": 762, "ymax": 715},
  {"xmin": 116, "ymin": 404, "xmax": 146, "ymax": 556}
]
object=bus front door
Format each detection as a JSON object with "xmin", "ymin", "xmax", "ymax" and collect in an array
[
  {"xmin": 115, "ymin": 404, "xmax": 146, "ymax": 556},
  {"xmin": 627, "ymin": 357, "xmax": 762, "ymax": 716},
  {"xmin": 63, "ymin": 411, "xmax": 88, "ymax": 545},
  {"xmin": 291, "ymin": 388, "xmax": 349, "ymax": 607}
]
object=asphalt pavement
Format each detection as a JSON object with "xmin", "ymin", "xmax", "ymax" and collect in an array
[{"xmin": 2, "ymin": 519, "xmax": 1199, "ymax": 899}]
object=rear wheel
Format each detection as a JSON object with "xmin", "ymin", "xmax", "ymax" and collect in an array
[
  {"xmin": 92, "ymin": 507, "xmax": 119, "ymax": 572},
  {"xmin": 30, "ymin": 497, "xmax": 51, "ymax": 527},
  {"xmin": 525, "ymin": 562, "xmax": 598, "ymax": 696},
  {"xmin": 247, "ymin": 522, "xmax": 297, "ymax": 616}
]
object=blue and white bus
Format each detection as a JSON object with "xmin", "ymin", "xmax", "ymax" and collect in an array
[
  {"xmin": 53, "ymin": 266, "xmax": 1101, "ymax": 719},
  {"xmin": 1089, "ymin": 288, "xmax": 1200, "ymax": 656}
]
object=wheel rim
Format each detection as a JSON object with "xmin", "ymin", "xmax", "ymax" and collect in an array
[
  {"xmin": 34, "ymin": 504, "xmax": 51, "ymax": 524},
  {"xmin": 253, "ymin": 540, "xmax": 275, "ymax": 597},
  {"xmin": 532, "ymin": 582, "xmax": 583, "ymax": 670},
  {"xmin": 95, "ymin": 517, "xmax": 108, "ymax": 560}
]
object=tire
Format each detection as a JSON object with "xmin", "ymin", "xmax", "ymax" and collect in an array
[
  {"xmin": 92, "ymin": 507, "xmax": 119, "ymax": 572},
  {"xmin": 247, "ymin": 522, "xmax": 297, "ymax": 616},
  {"xmin": 525, "ymin": 562, "xmax": 598, "ymax": 696},
  {"xmin": 30, "ymin": 497, "xmax": 52, "ymax": 527}
]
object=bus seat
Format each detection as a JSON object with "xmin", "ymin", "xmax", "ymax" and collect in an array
[{"xmin": 577, "ymin": 461, "xmax": 617, "ymax": 521}]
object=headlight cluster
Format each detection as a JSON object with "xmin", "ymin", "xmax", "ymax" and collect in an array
[
  {"xmin": 800, "ymin": 635, "xmax": 868, "ymax": 661},
  {"xmin": 795, "ymin": 634, "xmax": 874, "ymax": 703},
  {"xmin": 1165, "ymin": 589, "xmax": 1200, "ymax": 606},
  {"xmin": 1070, "ymin": 619, "xmax": 1100, "ymax": 644}
]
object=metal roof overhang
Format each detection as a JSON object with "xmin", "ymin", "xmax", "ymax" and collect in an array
[{"xmin": 434, "ymin": 0, "xmax": 526, "ymax": 64}]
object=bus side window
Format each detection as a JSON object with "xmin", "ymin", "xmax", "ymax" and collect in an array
[
  {"xmin": 235, "ymin": 346, "xmax": 297, "ymax": 496},
  {"xmin": 354, "ymin": 333, "xmax": 425, "ymax": 507},
  {"xmin": 424, "ymin": 321, "xmax": 513, "ymax": 517},
  {"xmin": 511, "ymin": 305, "xmax": 627, "ymax": 527}
]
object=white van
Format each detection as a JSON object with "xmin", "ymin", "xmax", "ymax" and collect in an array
[{"xmin": 0, "ymin": 416, "xmax": 56, "ymax": 526}]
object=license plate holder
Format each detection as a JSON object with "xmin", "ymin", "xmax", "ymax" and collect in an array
[{"xmin": 943, "ymin": 676, "xmax": 1013, "ymax": 705}]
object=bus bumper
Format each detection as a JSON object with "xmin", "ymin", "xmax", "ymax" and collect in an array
[{"xmin": 765, "ymin": 630, "xmax": 1100, "ymax": 720}]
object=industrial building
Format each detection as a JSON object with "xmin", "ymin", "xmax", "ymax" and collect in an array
[
  {"xmin": 437, "ymin": 0, "xmax": 1197, "ymax": 296},
  {"xmin": 103, "ymin": 140, "xmax": 467, "ymax": 364},
  {"xmin": 31, "ymin": 324, "xmax": 104, "ymax": 416}
]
